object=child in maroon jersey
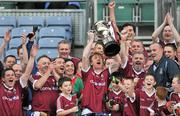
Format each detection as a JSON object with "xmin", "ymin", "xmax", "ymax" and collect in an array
[
  {"xmin": 56, "ymin": 77, "xmax": 78, "ymax": 116},
  {"xmin": 106, "ymin": 71, "xmax": 125, "ymax": 116},
  {"xmin": 122, "ymin": 77, "xmax": 139, "ymax": 116},
  {"xmin": 155, "ymin": 86, "xmax": 171, "ymax": 116},
  {"xmin": 139, "ymin": 74, "xmax": 156, "ymax": 116},
  {"xmin": 170, "ymin": 74, "xmax": 180, "ymax": 103}
]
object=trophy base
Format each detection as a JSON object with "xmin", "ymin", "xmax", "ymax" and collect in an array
[{"xmin": 104, "ymin": 41, "xmax": 120, "ymax": 57}]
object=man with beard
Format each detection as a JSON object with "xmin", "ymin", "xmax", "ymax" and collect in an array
[
  {"xmin": 148, "ymin": 43, "xmax": 180, "ymax": 89},
  {"xmin": 30, "ymin": 55, "xmax": 60, "ymax": 116},
  {"xmin": 121, "ymin": 52, "xmax": 146, "ymax": 89},
  {"xmin": 152, "ymin": 12, "xmax": 180, "ymax": 47}
]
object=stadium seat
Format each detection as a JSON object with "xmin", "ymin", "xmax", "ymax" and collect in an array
[
  {"xmin": 11, "ymin": 27, "xmax": 33, "ymax": 39},
  {"xmin": 38, "ymin": 38, "xmax": 64, "ymax": 49},
  {"xmin": 5, "ymin": 49, "xmax": 18, "ymax": 58},
  {"xmin": 37, "ymin": 49, "xmax": 58, "ymax": 59},
  {"xmin": 9, "ymin": 38, "xmax": 22, "ymax": 49},
  {"xmin": 0, "ymin": 16, "xmax": 16, "ymax": 28},
  {"xmin": 0, "ymin": 27, "xmax": 8, "ymax": 38},
  {"xmin": 46, "ymin": 16, "xmax": 72, "ymax": 31},
  {"xmin": 17, "ymin": 16, "xmax": 44, "ymax": 27},
  {"xmin": 39, "ymin": 27, "xmax": 66, "ymax": 39},
  {"xmin": 46, "ymin": 16, "xmax": 72, "ymax": 40}
]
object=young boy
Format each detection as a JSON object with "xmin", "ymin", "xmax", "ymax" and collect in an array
[
  {"xmin": 56, "ymin": 77, "xmax": 78, "ymax": 116},
  {"xmin": 106, "ymin": 71, "xmax": 125, "ymax": 116},
  {"xmin": 122, "ymin": 77, "xmax": 139, "ymax": 116},
  {"xmin": 139, "ymin": 74, "xmax": 156, "ymax": 116},
  {"xmin": 170, "ymin": 74, "xmax": 180, "ymax": 103},
  {"xmin": 155, "ymin": 86, "xmax": 171, "ymax": 115}
]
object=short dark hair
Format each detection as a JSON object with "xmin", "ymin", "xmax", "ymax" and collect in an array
[
  {"xmin": 58, "ymin": 76, "xmax": 71, "ymax": 88},
  {"xmin": 122, "ymin": 23, "xmax": 135, "ymax": 33},
  {"xmin": 1, "ymin": 68, "xmax": 15, "ymax": 78},
  {"xmin": 58, "ymin": 39, "xmax": 71, "ymax": 49},
  {"xmin": 37, "ymin": 55, "xmax": 51, "ymax": 63},
  {"xmin": 4, "ymin": 55, "xmax": 17, "ymax": 63},
  {"xmin": 110, "ymin": 69, "xmax": 124, "ymax": 81},
  {"xmin": 164, "ymin": 43, "xmax": 177, "ymax": 52},
  {"xmin": 144, "ymin": 73, "xmax": 156, "ymax": 80}
]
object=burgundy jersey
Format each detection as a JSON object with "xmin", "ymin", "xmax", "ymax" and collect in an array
[
  {"xmin": 170, "ymin": 92, "xmax": 180, "ymax": 103},
  {"xmin": 71, "ymin": 57, "xmax": 80, "ymax": 67},
  {"xmin": 0, "ymin": 82, "xmax": 23, "ymax": 116},
  {"xmin": 156, "ymin": 103, "xmax": 171, "ymax": 116},
  {"xmin": 31, "ymin": 74, "xmax": 59, "ymax": 114},
  {"xmin": 81, "ymin": 67, "xmax": 110, "ymax": 112},
  {"xmin": 139, "ymin": 88, "xmax": 156, "ymax": 116},
  {"xmin": 123, "ymin": 58, "xmax": 146, "ymax": 89},
  {"xmin": 122, "ymin": 92, "xmax": 139, "ymax": 116},
  {"xmin": 56, "ymin": 94, "xmax": 77, "ymax": 116},
  {"xmin": 107, "ymin": 90, "xmax": 125, "ymax": 116}
]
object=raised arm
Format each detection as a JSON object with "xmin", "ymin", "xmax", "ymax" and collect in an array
[
  {"xmin": 0, "ymin": 30, "xmax": 11, "ymax": 56},
  {"xmin": 108, "ymin": 0, "xmax": 120, "ymax": 33},
  {"xmin": 82, "ymin": 31, "xmax": 94, "ymax": 70},
  {"xmin": 119, "ymin": 40, "xmax": 129, "ymax": 68},
  {"xmin": 166, "ymin": 13, "xmax": 180, "ymax": 44},
  {"xmin": 34, "ymin": 63, "xmax": 53, "ymax": 89},
  {"xmin": 21, "ymin": 33, "xmax": 29, "ymax": 70},
  {"xmin": 152, "ymin": 14, "xmax": 167, "ymax": 42},
  {"xmin": 20, "ymin": 45, "xmax": 38, "ymax": 87}
]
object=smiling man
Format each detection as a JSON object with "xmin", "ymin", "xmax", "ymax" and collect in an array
[{"xmin": 148, "ymin": 43, "xmax": 180, "ymax": 88}]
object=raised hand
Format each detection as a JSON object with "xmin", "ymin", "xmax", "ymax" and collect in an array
[
  {"xmin": 4, "ymin": 30, "xmax": 11, "ymax": 43},
  {"xmin": 30, "ymin": 44, "xmax": 38, "ymax": 57},
  {"xmin": 166, "ymin": 12, "xmax": 174, "ymax": 25},
  {"xmin": 21, "ymin": 33, "xmax": 27, "ymax": 45},
  {"xmin": 87, "ymin": 30, "xmax": 95, "ymax": 43},
  {"xmin": 108, "ymin": 0, "xmax": 115, "ymax": 9}
]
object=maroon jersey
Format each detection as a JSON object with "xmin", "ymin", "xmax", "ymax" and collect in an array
[
  {"xmin": 107, "ymin": 90, "xmax": 124, "ymax": 116},
  {"xmin": 122, "ymin": 92, "xmax": 139, "ymax": 116},
  {"xmin": 71, "ymin": 57, "xmax": 80, "ymax": 67},
  {"xmin": 56, "ymin": 93, "xmax": 77, "ymax": 116},
  {"xmin": 156, "ymin": 102, "xmax": 171, "ymax": 116},
  {"xmin": 170, "ymin": 92, "xmax": 180, "ymax": 103},
  {"xmin": 139, "ymin": 88, "xmax": 156, "ymax": 116},
  {"xmin": 31, "ymin": 74, "xmax": 59, "ymax": 114},
  {"xmin": 123, "ymin": 58, "xmax": 146, "ymax": 89},
  {"xmin": 0, "ymin": 83, "xmax": 23, "ymax": 116},
  {"xmin": 81, "ymin": 67, "xmax": 110, "ymax": 112}
]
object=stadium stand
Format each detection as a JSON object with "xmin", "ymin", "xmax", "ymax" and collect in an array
[
  {"xmin": 17, "ymin": 16, "xmax": 44, "ymax": 28},
  {"xmin": 38, "ymin": 38, "xmax": 64, "ymax": 49},
  {"xmin": 39, "ymin": 27, "xmax": 66, "ymax": 39},
  {"xmin": 36, "ymin": 48, "xmax": 58, "ymax": 59},
  {"xmin": 46, "ymin": 16, "xmax": 72, "ymax": 40},
  {"xmin": 0, "ymin": 16, "xmax": 16, "ymax": 29}
]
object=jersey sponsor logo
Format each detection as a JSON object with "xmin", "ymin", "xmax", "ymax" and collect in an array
[
  {"xmin": 40, "ymin": 86, "xmax": 58, "ymax": 91},
  {"xmin": 2, "ymin": 95, "xmax": 19, "ymax": 101},
  {"xmin": 90, "ymin": 80, "xmax": 105, "ymax": 86}
]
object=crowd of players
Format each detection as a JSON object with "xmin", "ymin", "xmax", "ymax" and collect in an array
[{"xmin": 0, "ymin": 0, "xmax": 180, "ymax": 116}]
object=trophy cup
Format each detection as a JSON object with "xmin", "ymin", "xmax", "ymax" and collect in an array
[{"xmin": 93, "ymin": 20, "xmax": 120, "ymax": 57}]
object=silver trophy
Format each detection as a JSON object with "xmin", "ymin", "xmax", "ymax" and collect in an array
[{"xmin": 93, "ymin": 20, "xmax": 120, "ymax": 57}]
